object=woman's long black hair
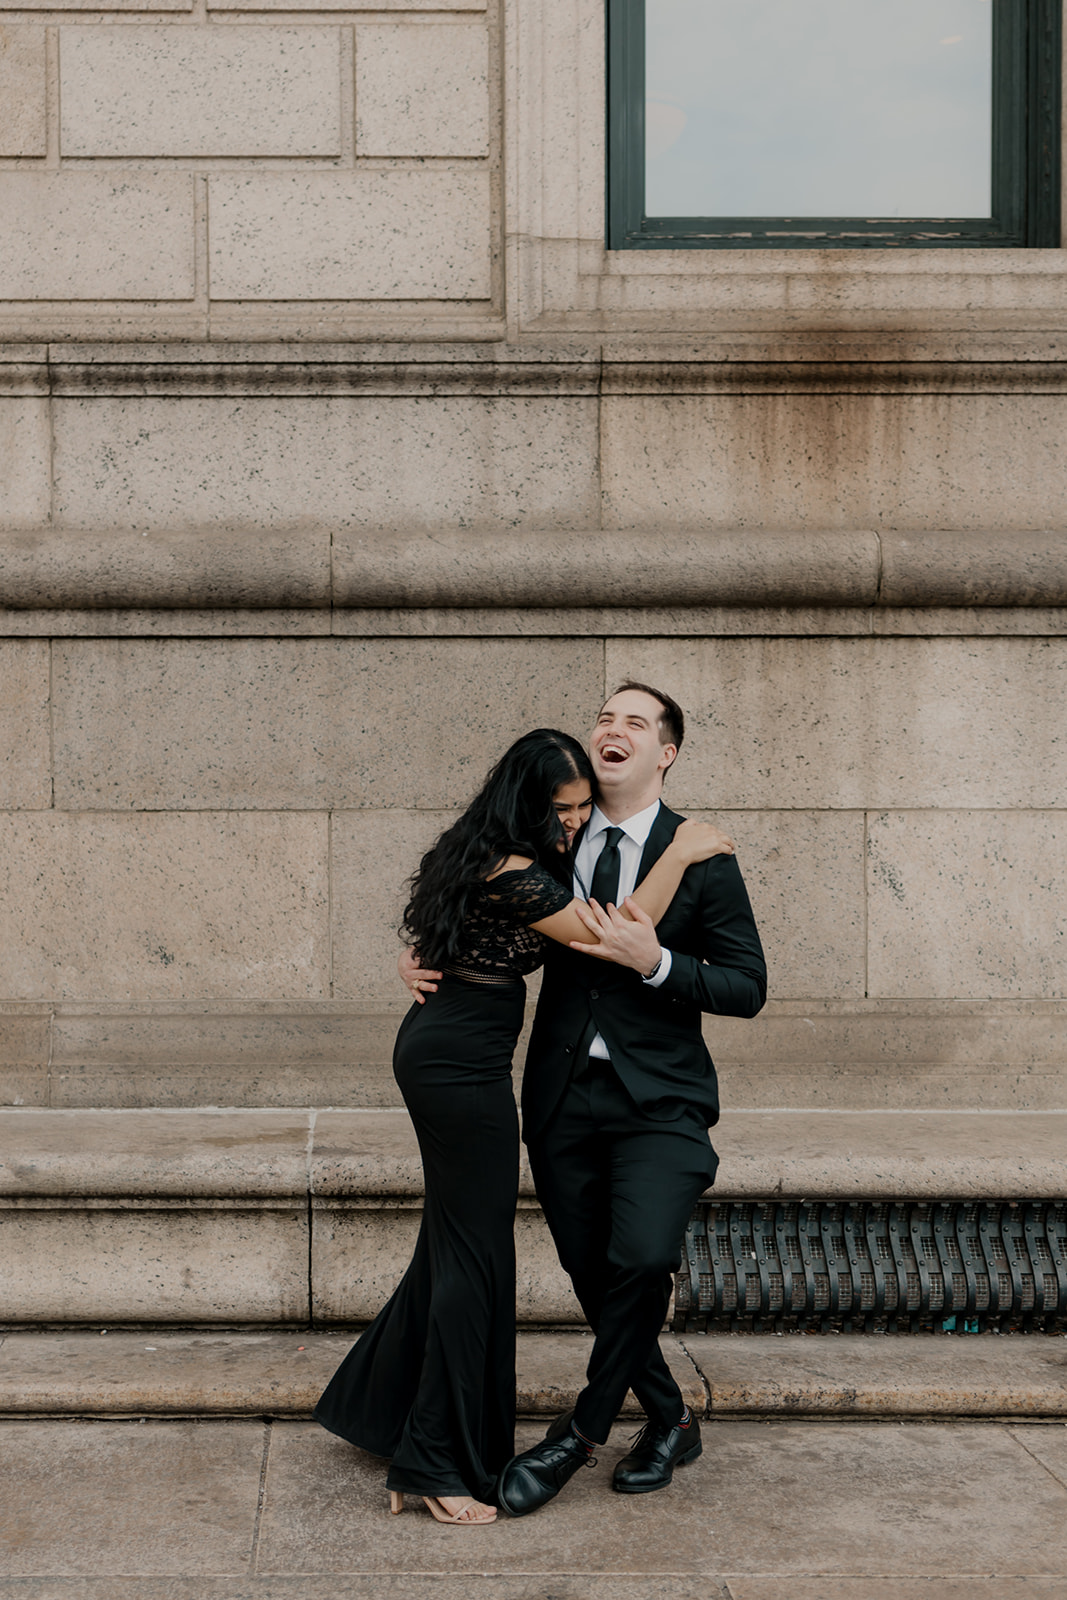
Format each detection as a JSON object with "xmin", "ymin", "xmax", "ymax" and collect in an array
[{"xmin": 402, "ymin": 728, "xmax": 593, "ymax": 968}]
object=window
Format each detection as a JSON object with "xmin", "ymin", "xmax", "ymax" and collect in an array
[{"xmin": 608, "ymin": 0, "xmax": 1061, "ymax": 248}]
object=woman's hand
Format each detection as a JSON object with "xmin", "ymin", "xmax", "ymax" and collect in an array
[
  {"xmin": 569, "ymin": 897, "xmax": 663, "ymax": 974},
  {"xmin": 668, "ymin": 818, "xmax": 735, "ymax": 867},
  {"xmin": 398, "ymin": 946, "xmax": 442, "ymax": 1005}
]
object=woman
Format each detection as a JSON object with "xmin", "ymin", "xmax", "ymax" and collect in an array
[{"xmin": 314, "ymin": 729, "xmax": 729, "ymax": 1525}]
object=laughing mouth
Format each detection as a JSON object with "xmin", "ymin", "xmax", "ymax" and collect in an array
[{"xmin": 600, "ymin": 745, "xmax": 629, "ymax": 765}]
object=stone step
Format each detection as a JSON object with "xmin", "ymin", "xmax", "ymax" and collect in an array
[
  {"xmin": 2, "ymin": 1107, "xmax": 1065, "ymax": 1326},
  {"xmin": 1, "ymin": 1329, "xmax": 1064, "ymax": 1421}
]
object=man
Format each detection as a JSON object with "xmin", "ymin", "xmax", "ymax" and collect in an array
[
  {"xmin": 402, "ymin": 682, "xmax": 766, "ymax": 1515},
  {"xmin": 497, "ymin": 682, "xmax": 766, "ymax": 1514}
]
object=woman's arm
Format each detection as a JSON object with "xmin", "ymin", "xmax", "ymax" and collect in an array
[{"xmin": 523, "ymin": 819, "xmax": 734, "ymax": 956}]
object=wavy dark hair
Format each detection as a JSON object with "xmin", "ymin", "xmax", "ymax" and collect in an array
[{"xmin": 402, "ymin": 729, "xmax": 593, "ymax": 968}]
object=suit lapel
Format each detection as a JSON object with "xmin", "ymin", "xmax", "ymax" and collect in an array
[{"xmin": 635, "ymin": 801, "xmax": 682, "ymax": 886}]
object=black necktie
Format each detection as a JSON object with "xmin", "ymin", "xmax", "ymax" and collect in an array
[{"xmin": 590, "ymin": 826, "xmax": 624, "ymax": 906}]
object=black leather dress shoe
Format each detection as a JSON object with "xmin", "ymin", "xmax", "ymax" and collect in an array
[
  {"xmin": 612, "ymin": 1416, "xmax": 702, "ymax": 1494},
  {"xmin": 496, "ymin": 1413, "xmax": 597, "ymax": 1517}
]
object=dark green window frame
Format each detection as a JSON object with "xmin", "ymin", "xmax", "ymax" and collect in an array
[{"xmin": 608, "ymin": 0, "xmax": 1061, "ymax": 249}]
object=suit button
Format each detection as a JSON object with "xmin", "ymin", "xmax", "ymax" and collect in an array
[
  {"xmin": 590, "ymin": 990, "xmax": 599, "ymax": 1000},
  {"xmin": 563, "ymin": 1046, "xmax": 573, "ymax": 1056}
]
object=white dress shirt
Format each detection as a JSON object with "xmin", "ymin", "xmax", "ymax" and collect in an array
[{"xmin": 572, "ymin": 799, "xmax": 673, "ymax": 1060}]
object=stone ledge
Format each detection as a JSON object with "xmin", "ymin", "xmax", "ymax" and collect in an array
[
  {"xmin": 4, "ymin": 528, "xmax": 1067, "ymax": 611},
  {"xmin": 2, "ymin": 1107, "xmax": 1066, "ymax": 1202},
  {"xmin": 0, "ymin": 1329, "xmax": 1063, "ymax": 1419}
]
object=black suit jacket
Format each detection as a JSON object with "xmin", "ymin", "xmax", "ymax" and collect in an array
[{"xmin": 522, "ymin": 801, "xmax": 767, "ymax": 1143}]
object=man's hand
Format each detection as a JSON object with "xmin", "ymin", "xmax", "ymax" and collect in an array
[
  {"xmin": 569, "ymin": 897, "xmax": 663, "ymax": 975},
  {"xmin": 398, "ymin": 946, "xmax": 442, "ymax": 1005}
]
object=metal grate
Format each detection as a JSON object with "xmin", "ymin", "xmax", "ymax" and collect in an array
[{"xmin": 674, "ymin": 1200, "xmax": 1067, "ymax": 1334}]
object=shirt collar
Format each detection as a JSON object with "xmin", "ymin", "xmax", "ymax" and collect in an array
[{"xmin": 587, "ymin": 798, "xmax": 661, "ymax": 848}]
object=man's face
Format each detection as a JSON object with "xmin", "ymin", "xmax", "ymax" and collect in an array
[{"xmin": 590, "ymin": 689, "xmax": 676, "ymax": 797}]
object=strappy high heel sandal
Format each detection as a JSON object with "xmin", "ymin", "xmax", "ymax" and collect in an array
[{"xmin": 388, "ymin": 1490, "xmax": 496, "ymax": 1524}]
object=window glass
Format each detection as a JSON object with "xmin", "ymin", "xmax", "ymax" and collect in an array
[{"xmin": 645, "ymin": 0, "xmax": 993, "ymax": 219}]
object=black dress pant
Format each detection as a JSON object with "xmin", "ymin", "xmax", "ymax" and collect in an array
[{"xmin": 527, "ymin": 1054, "xmax": 717, "ymax": 1445}]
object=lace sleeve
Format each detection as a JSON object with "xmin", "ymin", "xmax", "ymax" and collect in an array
[{"xmin": 488, "ymin": 864, "xmax": 573, "ymax": 924}]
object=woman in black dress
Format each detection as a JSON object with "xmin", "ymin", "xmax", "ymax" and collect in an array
[{"xmin": 314, "ymin": 729, "xmax": 726, "ymax": 1525}]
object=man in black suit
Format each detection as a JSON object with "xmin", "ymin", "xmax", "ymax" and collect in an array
[{"xmin": 496, "ymin": 681, "xmax": 766, "ymax": 1516}]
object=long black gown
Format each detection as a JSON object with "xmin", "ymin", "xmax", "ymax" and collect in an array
[{"xmin": 314, "ymin": 863, "xmax": 573, "ymax": 1505}]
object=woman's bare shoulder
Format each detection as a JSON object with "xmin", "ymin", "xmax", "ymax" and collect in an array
[{"xmin": 485, "ymin": 855, "xmax": 535, "ymax": 881}]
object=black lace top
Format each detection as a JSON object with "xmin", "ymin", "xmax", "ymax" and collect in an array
[{"xmin": 446, "ymin": 864, "xmax": 573, "ymax": 980}]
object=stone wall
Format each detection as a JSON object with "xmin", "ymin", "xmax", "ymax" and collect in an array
[{"xmin": 1, "ymin": 1, "xmax": 1065, "ymax": 1122}]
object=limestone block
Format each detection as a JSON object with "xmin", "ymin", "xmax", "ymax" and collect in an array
[
  {"xmin": 707, "ymin": 1002, "xmax": 1067, "ymax": 1112},
  {"xmin": 0, "ymin": 1204, "xmax": 308, "ymax": 1321},
  {"xmin": 605, "ymin": 637, "xmax": 1067, "ymax": 810},
  {"xmin": 0, "ymin": 1010, "xmax": 49, "ymax": 1106},
  {"xmin": 867, "ymin": 811, "xmax": 1067, "ymax": 999},
  {"xmin": 312, "ymin": 1201, "xmax": 581, "ymax": 1323},
  {"xmin": 52, "ymin": 396, "xmax": 598, "ymax": 530},
  {"xmin": 60, "ymin": 27, "xmax": 342, "ymax": 157},
  {"xmin": 0, "ymin": 174, "xmax": 193, "ymax": 299},
  {"xmin": 0, "ymin": 400, "xmax": 50, "ymax": 524},
  {"xmin": 219, "ymin": 0, "xmax": 483, "ymax": 9},
  {"xmin": 53, "ymin": 636, "xmax": 603, "ymax": 811},
  {"xmin": 0, "ymin": 640, "xmax": 50, "ymax": 808},
  {"xmin": 208, "ymin": 169, "xmax": 490, "ymax": 300},
  {"xmin": 687, "ymin": 811, "xmax": 865, "ymax": 1000},
  {"xmin": 50, "ymin": 1008, "xmax": 405, "ymax": 1109},
  {"xmin": 355, "ymin": 24, "xmax": 488, "ymax": 157},
  {"xmin": 0, "ymin": 26, "xmax": 46, "ymax": 155},
  {"xmin": 600, "ymin": 394, "xmax": 1067, "ymax": 533},
  {"xmin": 0, "ymin": 1108, "xmax": 311, "ymax": 1197},
  {"xmin": 0, "ymin": 814, "xmax": 329, "ymax": 1000},
  {"xmin": 331, "ymin": 811, "xmax": 453, "ymax": 1005}
]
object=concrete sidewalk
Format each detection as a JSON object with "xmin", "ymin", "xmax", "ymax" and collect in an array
[{"xmin": 3, "ymin": 1413, "xmax": 1067, "ymax": 1599}]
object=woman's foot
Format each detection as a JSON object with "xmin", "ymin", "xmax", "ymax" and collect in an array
[{"xmin": 424, "ymin": 1495, "xmax": 496, "ymax": 1524}]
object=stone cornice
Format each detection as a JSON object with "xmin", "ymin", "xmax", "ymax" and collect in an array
[
  {"xmin": 9, "ymin": 340, "xmax": 1067, "ymax": 397},
  {"xmin": 3, "ymin": 528, "xmax": 1067, "ymax": 611}
]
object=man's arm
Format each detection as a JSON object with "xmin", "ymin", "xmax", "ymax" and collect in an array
[{"xmin": 655, "ymin": 852, "xmax": 767, "ymax": 1018}]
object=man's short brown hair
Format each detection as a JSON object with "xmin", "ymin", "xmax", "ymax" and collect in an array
[{"xmin": 606, "ymin": 681, "xmax": 685, "ymax": 765}]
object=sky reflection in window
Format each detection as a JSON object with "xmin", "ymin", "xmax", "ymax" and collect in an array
[{"xmin": 646, "ymin": 0, "xmax": 992, "ymax": 218}]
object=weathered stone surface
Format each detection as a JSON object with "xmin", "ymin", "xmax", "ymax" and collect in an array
[
  {"xmin": 0, "ymin": 175, "xmax": 194, "ymax": 299},
  {"xmin": 0, "ymin": 1205, "xmax": 308, "ymax": 1322},
  {"xmin": 0, "ymin": 25, "xmax": 46, "ymax": 155},
  {"xmin": 0, "ymin": 401, "xmax": 50, "ymax": 525},
  {"xmin": 712, "ymin": 1109, "xmax": 1067, "ymax": 1199},
  {"xmin": 209, "ymin": 170, "xmax": 490, "ymax": 300},
  {"xmin": 0, "ymin": 1419, "xmax": 263, "ymax": 1575},
  {"xmin": 52, "ymin": 636, "xmax": 602, "ymax": 810},
  {"xmin": 49, "ymin": 1007, "xmax": 404, "ymax": 1109},
  {"xmin": 690, "ymin": 810, "xmax": 866, "ymax": 999},
  {"xmin": 332, "ymin": 528, "xmax": 879, "ymax": 608},
  {"xmin": 60, "ymin": 27, "xmax": 342, "ymax": 157},
  {"xmin": 710, "ymin": 1001, "xmax": 1067, "ymax": 1112},
  {"xmin": 0, "ymin": 639, "xmax": 50, "ymax": 808},
  {"xmin": 867, "ymin": 810, "xmax": 1067, "ymax": 999},
  {"xmin": 0, "ymin": 1108, "xmax": 311, "ymax": 1197},
  {"xmin": 0, "ymin": 1009, "xmax": 50, "ymax": 1107},
  {"xmin": 355, "ymin": 24, "xmax": 489, "ymax": 157},
  {"xmin": 311, "ymin": 1199, "xmax": 581, "ymax": 1323},
  {"xmin": 52, "ymin": 399, "xmax": 599, "ymax": 530},
  {"xmin": 256, "ymin": 1418, "xmax": 1067, "ymax": 1578},
  {"xmin": 0, "ymin": 814, "xmax": 329, "ymax": 1001},
  {"xmin": 882, "ymin": 531, "xmax": 1067, "ymax": 607},
  {"xmin": 0, "ymin": 527, "xmax": 330, "ymax": 610},
  {"xmin": 607, "ymin": 637, "xmax": 1067, "ymax": 809},
  {"xmin": 601, "ymin": 394, "xmax": 1067, "ymax": 532},
  {"xmin": 687, "ymin": 1332, "xmax": 1067, "ymax": 1417}
]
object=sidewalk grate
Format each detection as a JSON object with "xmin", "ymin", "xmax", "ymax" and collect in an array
[{"xmin": 676, "ymin": 1200, "xmax": 1067, "ymax": 1335}]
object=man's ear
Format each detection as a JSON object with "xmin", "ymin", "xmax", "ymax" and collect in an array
[{"xmin": 658, "ymin": 743, "xmax": 678, "ymax": 773}]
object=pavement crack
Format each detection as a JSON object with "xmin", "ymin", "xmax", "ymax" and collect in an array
[
  {"xmin": 1007, "ymin": 1425, "xmax": 1067, "ymax": 1495},
  {"xmin": 249, "ymin": 1419, "xmax": 273, "ymax": 1573}
]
